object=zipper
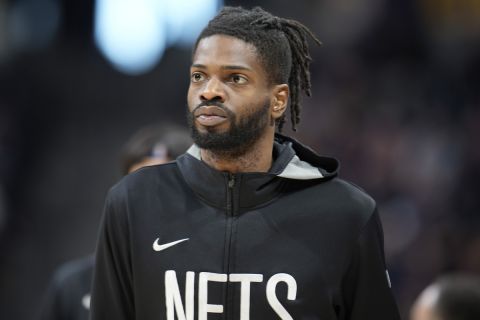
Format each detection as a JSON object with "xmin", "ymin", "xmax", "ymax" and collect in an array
[{"xmin": 224, "ymin": 173, "xmax": 236, "ymax": 319}]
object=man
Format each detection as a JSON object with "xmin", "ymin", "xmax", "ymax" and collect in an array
[
  {"xmin": 410, "ymin": 274, "xmax": 480, "ymax": 320},
  {"xmin": 37, "ymin": 123, "xmax": 191, "ymax": 320},
  {"xmin": 91, "ymin": 6, "xmax": 400, "ymax": 320}
]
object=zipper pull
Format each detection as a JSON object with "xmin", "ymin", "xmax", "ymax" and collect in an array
[{"xmin": 228, "ymin": 174, "xmax": 235, "ymax": 188}]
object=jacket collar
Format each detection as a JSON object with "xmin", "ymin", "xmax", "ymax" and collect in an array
[{"xmin": 176, "ymin": 133, "xmax": 338, "ymax": 211}]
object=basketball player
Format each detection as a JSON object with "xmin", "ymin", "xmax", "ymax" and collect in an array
[{"xmin": 90, "ymin": 7, "xmax": 400, "ymax": 319}]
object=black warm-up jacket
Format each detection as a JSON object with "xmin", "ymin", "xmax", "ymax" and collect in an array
[{"xmin": 90, "ymin": 134, "xmax": 401, "ymax": 320}]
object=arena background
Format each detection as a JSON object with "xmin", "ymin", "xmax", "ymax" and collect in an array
[{"xmin": 0, "ymin": 0, "xmax": 479, "ymax": 319}]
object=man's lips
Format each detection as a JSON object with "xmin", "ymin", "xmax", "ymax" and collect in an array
[
  {"xmin": 193, "ymin": 105, "xmax": 228, "ymax": 117},
  {"xmin": 194, "ymin": 106, "xmax": 228, "ymax": 127}
]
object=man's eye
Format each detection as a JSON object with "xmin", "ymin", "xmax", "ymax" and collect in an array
[
  {"xmin": 191, "ymin": 73, "xmax": 205, "ymax": 82},
  {"xmin": 231, "ymin": 75, "xmax": 248, "ymax": 84}
]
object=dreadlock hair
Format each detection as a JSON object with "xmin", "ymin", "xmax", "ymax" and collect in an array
[{"xmin": 194, "ymin": 6, "xmax": 321, "ymax": 132}]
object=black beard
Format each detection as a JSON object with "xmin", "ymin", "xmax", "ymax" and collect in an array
[{"xmin": 187, "ymin": 99, "xmax": 271, "ymax": 157}]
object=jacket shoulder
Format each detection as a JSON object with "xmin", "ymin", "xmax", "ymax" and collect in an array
[
  {"xmin": 110, "ymin": 162, "xmax": 180, "ymax": 193},
  {"xmin": 313, "ymin": 177, "xmax": 377, "ymax": 228},
  {"xmin": 330, "ymin": 178, "xmax": 376, "ymax": 212},
  {"xmin": 123, "ymin": 161, "xmax": 179, "ymax": 184}
]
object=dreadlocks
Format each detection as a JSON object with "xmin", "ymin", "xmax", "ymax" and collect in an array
[{"xmin": 194, "ymin": 6, "xmax": 321, "ymax": 132}]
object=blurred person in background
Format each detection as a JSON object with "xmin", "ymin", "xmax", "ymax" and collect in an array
[
  {"xmin": 410, "ymin": 274, "xmax": 480, "ymax": 320},
  {"xmin": 90, "ymin": 6, "xmax": 400, "ymax": 320},
  {"xmin": 37, "ymin": 123, "xmax": 192, "ymax": 320}
]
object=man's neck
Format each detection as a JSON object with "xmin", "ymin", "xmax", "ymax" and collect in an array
[{"xmin": 200, "ymin": 136, "xmax": 274, "ymax": 173}]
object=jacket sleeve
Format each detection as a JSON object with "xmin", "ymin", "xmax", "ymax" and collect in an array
[
  {"xmin": 342, "ymin": 208, "xmax": 401, "ymax": 320},
  {"xmin": 90, "ymin": 186, "xmax": 135, "ymax": 320}
]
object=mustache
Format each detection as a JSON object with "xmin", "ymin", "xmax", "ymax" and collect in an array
[{"xmin": 192, "ymin": 99, "xmax": 228, "ymax": 114}]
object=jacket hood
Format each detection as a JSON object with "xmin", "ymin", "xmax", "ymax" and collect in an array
[
  {"xmin": 177, "ymin": 133, "xmax": 338, "ymax": 210},
  {"xmin": 272, "ymin": 133, "xmax": 338, "ymax": 179}
]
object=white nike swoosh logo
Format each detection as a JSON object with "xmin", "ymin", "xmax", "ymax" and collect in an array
[{"xmin": 153, "ymin": 238, "xmax": 189, "ymax": 252}]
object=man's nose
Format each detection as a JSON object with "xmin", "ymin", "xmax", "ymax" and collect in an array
[{"xmin": 200, "ymin": 78, "xmax": 225, "ymax": 102}]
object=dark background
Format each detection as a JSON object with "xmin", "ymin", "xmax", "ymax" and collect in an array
[{"xmin": 1, "ymin": 0, "xmax": 479, "ymax": 319}]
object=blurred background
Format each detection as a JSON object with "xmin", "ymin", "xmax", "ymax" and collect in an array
[{"xmin": 0, "ymin": 0, "xmax": 479, "ymax": 319}]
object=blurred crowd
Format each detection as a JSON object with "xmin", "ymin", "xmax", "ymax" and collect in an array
[
  {"xmin": 0, "ymin": 0, "xmax": 479, "ymax": 319},
  {"xmin": 294, "ymin": 0, "xmax": 480, "ymax": 317}
]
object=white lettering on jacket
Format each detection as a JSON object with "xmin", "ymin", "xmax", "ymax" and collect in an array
[
  {"xmin": 164, "ymin": 271, "xmax": 296, "ymax": 320},
  {"xmin": 165, "ymin": 270, "xmax": 195, "ymax": 320},
  {"xmin": 198, "ymin": 272, "xmax": 227, "ymax": 320},
  {"xmin": 229, "ymin": 273, "xmax": 263, "ymax": 320},
  {"xmin": 266, "ymin": 273, "xmax": 297, "ymax": 320}
]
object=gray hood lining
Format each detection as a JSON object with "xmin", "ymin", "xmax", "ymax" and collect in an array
[{"xmin": 186, "ymin": 144, "xmax": 324, "ymax": 180}]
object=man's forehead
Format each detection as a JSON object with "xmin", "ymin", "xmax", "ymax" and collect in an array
[{"xmin": 192, "ymin": 34, "xmax": 260, "ymax": 67}]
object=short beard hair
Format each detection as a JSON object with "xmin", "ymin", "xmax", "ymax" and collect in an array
[{"xmin": 187, "ymin": 99, "xmax": 271, "ymax": 157}]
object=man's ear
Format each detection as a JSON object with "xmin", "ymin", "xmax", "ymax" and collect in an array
[{"xmin": 271, "ymin": 84, "xmax": 289, "ymax": 120}]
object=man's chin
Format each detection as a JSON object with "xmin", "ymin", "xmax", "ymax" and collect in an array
[
  {"xmin": 192, "ymin": 131, "xmax": 242, "ymax": 152},
  {"xmin": 195, "ymin": 122, "xmax": 229, "ymax": 133}
]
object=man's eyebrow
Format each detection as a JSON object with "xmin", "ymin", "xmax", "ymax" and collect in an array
[
  {"xmin": 191, "ymin": 64, "xmax": 206, "ymax": 69},
  {"xmin": 191, "ymin": 64, "xmax": 252, "ymax": 71},
  {"xmin": 221, "ymin": 65, "xmax": 252, "ymax": 71}
]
